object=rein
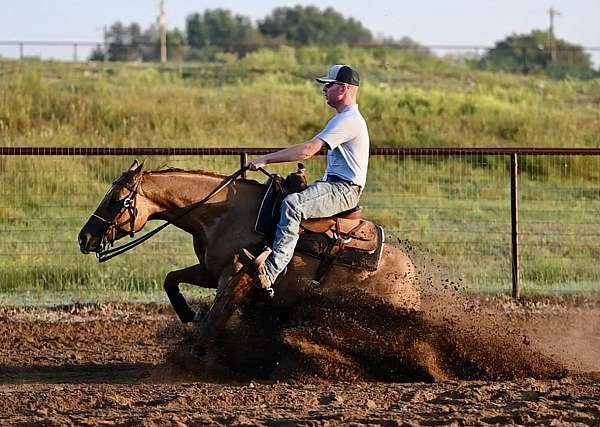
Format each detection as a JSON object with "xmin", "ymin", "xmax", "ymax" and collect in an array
[{"xmin": 97, "ymin": 166, "xmax": 273, "ymax": 263}]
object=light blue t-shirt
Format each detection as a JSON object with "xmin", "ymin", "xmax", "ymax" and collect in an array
[{"xmin": 317, "ymin": 104, "xmax": 370, "ymax": 188}]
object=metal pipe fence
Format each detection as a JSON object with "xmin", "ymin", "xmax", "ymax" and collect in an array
[
  {"xmin": 1, "ymin": 147, "xmax": 599, "ymax": 298},
  {"xmin": 2, "ymin": 40, "xmax": 600, "ymax": 63}
]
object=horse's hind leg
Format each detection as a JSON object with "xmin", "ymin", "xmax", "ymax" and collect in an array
[{"xmin": 164, "ymin": 264, "xmax": 217, "ymax": 323}]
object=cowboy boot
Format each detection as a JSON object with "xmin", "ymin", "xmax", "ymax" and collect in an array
[{"xmin": 240, "ymin": 247, "xmax": 274, "ymax": 297}]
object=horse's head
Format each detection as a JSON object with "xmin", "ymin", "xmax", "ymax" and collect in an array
[{"xmin": 79, "ymin": 160, "xmax": 149, "ymax": 254}]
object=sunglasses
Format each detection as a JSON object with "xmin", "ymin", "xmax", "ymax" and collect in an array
[{"xmin": 324, "ymin": 82, "xmax": 344, "ymax": 89}]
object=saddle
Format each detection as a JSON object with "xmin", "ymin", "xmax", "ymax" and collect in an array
[{"xmin": 254, "ymin": 165, "xmax": 385, "ymax": 285}]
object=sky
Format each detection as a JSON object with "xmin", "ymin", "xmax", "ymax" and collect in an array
[{"xmin": 1, "ymin": 0, "xmax": 598, "ymax": 64}]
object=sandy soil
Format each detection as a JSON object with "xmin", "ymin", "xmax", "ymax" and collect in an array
[{"xmin": 0, "ymin": 298, "xmax": 599, "ymax": 426}]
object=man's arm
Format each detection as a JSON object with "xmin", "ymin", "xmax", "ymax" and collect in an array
[{"xmin": 248, "ymin": 137, "xmax": 326, "ymax": 170}]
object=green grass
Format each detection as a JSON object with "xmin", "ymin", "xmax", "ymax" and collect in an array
[
  {"xmin": 2, "ymin": 57, "xmax": 600, "ymax": 150},
  {"xmin": 1, "ymin": 154, "xmax": 598, "ymax": 299},
  {"xmin": 1, "ymin": 55, "xmax": 599, "ymax": 302}
]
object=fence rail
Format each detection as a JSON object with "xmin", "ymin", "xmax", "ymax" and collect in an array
[
  {"xmin": 3, "ymin": 147, "xmax": 600, "ymax": 156},
  {"xmin": 2, "ymin": 40, "xmax": 600, "ymax": 62},
  {"xmin": 1, "ymin": 147, "xmax": 599, "ymax": 298}
]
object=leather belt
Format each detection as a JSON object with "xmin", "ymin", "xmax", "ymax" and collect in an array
[{"xmin": 326, "ymin": 175, "xmax": 361, "ymax": 190}]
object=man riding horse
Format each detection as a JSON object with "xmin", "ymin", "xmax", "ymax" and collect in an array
[
  {"xmin": 244, "ymin": 64, "xmax": 369, "ymax": 294},
  {"xmin": 78, "ymin": 63, "xmax": 409, "ymax": 334}
]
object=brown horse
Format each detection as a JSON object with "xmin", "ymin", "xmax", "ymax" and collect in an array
[{"xmin": 78, "ymin": 160, "xmax": 420, "ymax": 328}]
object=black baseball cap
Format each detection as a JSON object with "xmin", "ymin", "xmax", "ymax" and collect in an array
[{"xmin": 316, "ymin": 65, "xmax": 360, "ymax": 86}]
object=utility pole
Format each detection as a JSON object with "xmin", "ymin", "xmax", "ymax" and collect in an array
[
  {"xmin": 103, "ymin": 25, "xmax": 108, "ymax": 63},
  {"xmin": 547, "ymin": 7, "xmax": 561, "ymax": 62},
  {"xmin": 159, "ymin": 0, "xmax": 167, "ymax": 63}
]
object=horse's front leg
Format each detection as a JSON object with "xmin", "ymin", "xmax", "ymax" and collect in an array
[
  {"xmin": 199, "ymin": 267, "xmax": 255, "ymax": 345},
  {"xmin": 164, "ymin": 264, "xmax": 217, "ymax": 323}
]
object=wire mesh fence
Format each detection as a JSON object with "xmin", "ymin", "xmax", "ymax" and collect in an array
[
  {"xmin": 0, "ymin": 148, "xmax": 599, "ymax": 299},
  {"xmin": 518, "ymin": 154, "xmax": 600, "ymax": 293}
]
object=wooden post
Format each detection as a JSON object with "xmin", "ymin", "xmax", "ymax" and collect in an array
[
  {"xmin": 510, "ymin": 154, "xmax": 521, "ymax": 298},
  {"xmin": 103, "ymin": 25, "xmax": 109, "ymax": 63},
  {"xmin": 240, "ymin": 152, "xmax": 248, "ymax": 179}
]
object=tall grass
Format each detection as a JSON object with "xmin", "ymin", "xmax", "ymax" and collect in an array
[{"xmin": 2, "ymin": 56, "xmax": 599, "ymax": 150}]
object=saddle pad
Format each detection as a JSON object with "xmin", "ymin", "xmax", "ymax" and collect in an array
[
  {"xmin": 255, "ymin": 177, "xmax": 280, "ymax": 237},
  {"xmin": 297, "ymin": 225, "xmax": 385, "ymax": 271}
]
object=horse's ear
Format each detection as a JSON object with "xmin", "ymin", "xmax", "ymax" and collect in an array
[
  {"xmin": 128, "ymin": 159, "xmax": 144, "ymax": 173},
  {"xmin": 135, "ymin": 161, "xmax": 145, "ymax": 174}
]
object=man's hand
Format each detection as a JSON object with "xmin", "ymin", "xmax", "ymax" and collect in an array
[{"xmin": 247, "ymin": 158, "xmax": 267, "ymax": 171}]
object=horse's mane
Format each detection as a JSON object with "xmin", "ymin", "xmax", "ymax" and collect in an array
[
  {"xmin": 147, "ymin": 167, "xmax": 226, "ymax": 179},
  {"xmin": 145, "ymin": 167, "xmax": 264, "ymax": 188}
]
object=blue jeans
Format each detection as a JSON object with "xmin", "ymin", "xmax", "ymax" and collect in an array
[{"xmin": 264, "ymin": 180, "xmax": 362, "ymax": 283}]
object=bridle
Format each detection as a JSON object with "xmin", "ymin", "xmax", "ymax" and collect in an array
[
  {"xmin": 92, "ymin": 175, "xmax": 143, "ymax": 256},
  {"xmin": 93, "ymin": 166, "xmax": 273, "ymax": 263}
]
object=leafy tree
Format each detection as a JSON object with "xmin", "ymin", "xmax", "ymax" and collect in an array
[
  {"xmin": 186, "ymin": 9, "xmax": 259, "ymax": 50},
  {"xmin": 103, "ymin": 21, "xmax": 128, "ymax": 61},
  {"xmin": 88, "ymin": 45, "xmax": 106, "ymax": 61},
  {"xmin": 479, "ymin": 30, "xmax": 596, "ymax": 79},
  {"xmin": 138, "ymin": 25, "xmax": 186, "ymax": 62},
  {"xmin": 88, "ymin": 22, "xmax": 150, "ymax": 62},
  {"xmin": 89, "ymin": 21, "xmax": 186, "ymax": 62},
  {"xmin": 258, "ymin": 6, "xmax": 373, "ymax": 45},
  {"xmin": 165, "ymin": 29, "xmax": 187, "ymax": 61},
  {"xmin": 107, "ymin": 22, "xmax": 147, "ymax": 61}
]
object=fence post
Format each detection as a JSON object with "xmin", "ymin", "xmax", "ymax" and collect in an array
[
  {"xmin": 510, "ymin": 153, "xmax": 521, "ymax": 298},
  {"xmin": 240, "ymin": 152, "xmax": 248, "ymax": 179},
  {"xmin": 19, "ymin": 43, "xmax": 24, "ymax": 60}
]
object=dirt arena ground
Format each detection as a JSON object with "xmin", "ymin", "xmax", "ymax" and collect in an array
[{"xmin": 0, "ymin": 296, "xmax": 599, "ymax": 426}]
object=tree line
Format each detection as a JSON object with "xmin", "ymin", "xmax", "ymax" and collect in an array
[
  {"xmin": 90, "ymin": 6, "xmax": 379, "ymax": 62},
  {"xmin": 90, "ymin": 5, "xmax": 598, "ymax": 80}
]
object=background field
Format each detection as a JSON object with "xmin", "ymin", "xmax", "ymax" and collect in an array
[{"xmin": 1, "ymin": 50, "xmax": 599, "ymax": 302}]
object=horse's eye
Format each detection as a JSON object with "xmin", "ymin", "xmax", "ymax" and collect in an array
[{"xmin": 109, "ymin": 197, "xmax": 123, "ymax": 207}]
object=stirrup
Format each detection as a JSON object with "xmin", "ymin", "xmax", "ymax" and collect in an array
[
  {"xmin": 240, "ymin": 248, "xmax": 276, "ymax": 295},
  {"xmin": 262, "ymin": 266, "xmax": 287, "ymax": 298}
]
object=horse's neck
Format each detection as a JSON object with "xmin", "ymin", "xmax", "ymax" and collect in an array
[
  {"xmin": 141, "ymin": 171, "xmax": 263, "ymax": 237},
  {"xmin": 142, "ymin": 171, "xmax": 226, "ymax": 210}
]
